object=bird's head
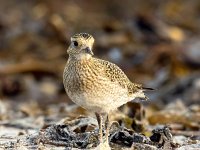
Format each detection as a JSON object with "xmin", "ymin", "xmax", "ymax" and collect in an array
[{"xmin": 67, "ymin": 33, "xmax": 95, "ymax": 60}]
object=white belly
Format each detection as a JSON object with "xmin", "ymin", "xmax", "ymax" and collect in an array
[{"xmin": 67, "ymin": 81, "xmax": 133, "ymax": 113}]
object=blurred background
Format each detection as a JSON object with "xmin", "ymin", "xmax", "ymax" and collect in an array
[{"xmin": 0, "ymin": 0, "xmax": 200, "ymax": 137}]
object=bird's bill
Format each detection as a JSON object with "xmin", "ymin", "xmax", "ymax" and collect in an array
[{"xmin": 83, "ymin": 47, "xmax": 94, "ymax": 55}]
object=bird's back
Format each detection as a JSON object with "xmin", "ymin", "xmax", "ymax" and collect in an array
[{"xmin": 94, "ymin": 58, "xmax": 143, "ymax": 95}]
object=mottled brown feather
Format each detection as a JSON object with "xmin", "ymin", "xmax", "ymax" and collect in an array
[
  {"xmin": 93, "ymin": 58, "xmax": 142, "ymax": 95},
  {"xmin": 63, "ymin": 33, "xmax": 150, "ymax": 113}
]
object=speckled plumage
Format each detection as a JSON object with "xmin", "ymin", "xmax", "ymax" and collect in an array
[
  {"xmin": 63, "ymin": 33, "xmax": 147, "ymax": 113},
  {"xmin": 63, "ymin": 33, "xmax": 150, "ymax": 144},
  {"xmin": 64, "ymin": 57, "xmax": 147, "ymax": 113}
]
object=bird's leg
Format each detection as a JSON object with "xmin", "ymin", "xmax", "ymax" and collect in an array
[
  {"xmin": 105, "ymin": 114, "xmax": 110, "ymax": 143},
  {"xmin": 95, "ymin": 112, "xmax": 103, "ymax": 143}
]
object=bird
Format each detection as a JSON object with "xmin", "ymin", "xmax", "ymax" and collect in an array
[{"xmin": 63, "ymin": 33, "xmax": 153, "ymax": 145}]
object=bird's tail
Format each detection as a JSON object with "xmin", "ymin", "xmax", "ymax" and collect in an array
[
  {"xmin": 137, "ymin": 86, "xmax": 155, "ymax": 101},
  {"xmin": 135, "ymin": 90, "xmax": 149, "ymax": 100},
  {"xmin": 131, "ymin": 84, "xmax": 154, "ymax": 100},
  {"xmin": 142, "ymin": 87, "xmax": 155, "ymax": 91}
]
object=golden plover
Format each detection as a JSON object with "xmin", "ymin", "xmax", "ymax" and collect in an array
[{"xmin": 63, "ymin": 33, "xmax": 152, "ymax": 144}]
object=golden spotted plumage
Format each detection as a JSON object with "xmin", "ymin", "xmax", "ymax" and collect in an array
[
  {"xmin": 63, "ymin": 33, "xmax": 151, "ymax": 144},
  {"xmin": 96, "ymin": 59, "xmax": 143, "ymax": 95}
]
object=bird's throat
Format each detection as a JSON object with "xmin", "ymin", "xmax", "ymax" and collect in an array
[{"xmin": 69, "ymin": 53, "xmax": 92, "ymax": 61}]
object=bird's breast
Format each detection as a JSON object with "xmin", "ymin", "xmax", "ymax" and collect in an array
[{"xmin": 63, "ymin": 60, "xmax": 105, "ymax": 95}]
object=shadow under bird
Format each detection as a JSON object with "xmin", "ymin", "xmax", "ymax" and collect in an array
[{"xmin": 63, "ymin": 33, "xmax": 153, "ymax": 145}]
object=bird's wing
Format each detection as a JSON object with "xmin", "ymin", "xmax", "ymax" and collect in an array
[{"xmin": 94, "ymin": 58, "xmax": 142, "ymax": 95}]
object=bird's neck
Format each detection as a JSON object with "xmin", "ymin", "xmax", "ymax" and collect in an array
[{"xmin": 68, "ymin": 54, "xmax": 92, "ymax": 62}]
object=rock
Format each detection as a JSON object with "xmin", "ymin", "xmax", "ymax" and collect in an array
[
  {"xmin": 173, "ymin": 136, "xmax": 188, "ymax": 145},
  {"xmin": 177, "ymin": 144, "xmax": 200, "ymax": 150}
]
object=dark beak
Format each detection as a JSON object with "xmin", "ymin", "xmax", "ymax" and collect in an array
[{"xmin": 84, "ymin": 47, "xmax": 94, "ymax": 55}]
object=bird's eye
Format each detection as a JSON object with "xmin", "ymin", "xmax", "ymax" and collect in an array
[{"xmin": 73, "ymin": 41, "xmax": 78, "ymax": 47}]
